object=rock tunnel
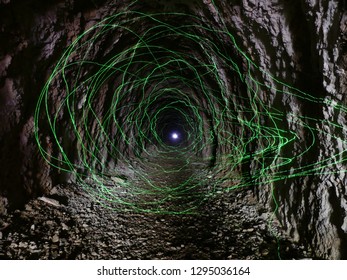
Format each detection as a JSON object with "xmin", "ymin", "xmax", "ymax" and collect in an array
[{"xmin": 0, "ymin": 0, "xmax": 347, "ymax": 259}]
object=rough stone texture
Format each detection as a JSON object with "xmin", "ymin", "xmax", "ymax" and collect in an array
[
  {"xmin": 200, "ymin": 0, "xmax": 347, "ymax": 259},
  {"xmin": 232, "ymin": 0, "xmax": 347, "ymax": 259},
  {"xmin": 0, "ymin": 183, "xmax": 310, "ymax": 260},
  {"xmin": 0, "ymin": 0, "xmax": 347, "ymax": 259}
]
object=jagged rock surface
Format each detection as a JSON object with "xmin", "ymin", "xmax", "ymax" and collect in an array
[
  {"xmin": 0, "ymin": 183, "xmax": 309, "ymax": 260},
  {"xmin": 0, "ymin": 0, "xmax": 346, "ymax": 259}
]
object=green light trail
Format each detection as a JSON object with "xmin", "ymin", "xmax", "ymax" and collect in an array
[{"xmin": 34, "ymin": 2, "xmax": 346, "ymax": 257}]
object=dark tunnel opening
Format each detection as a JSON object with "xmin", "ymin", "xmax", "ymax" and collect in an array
[{"xmin": 155, "ymin": 107, "xmax": 190, "ymax": 148}]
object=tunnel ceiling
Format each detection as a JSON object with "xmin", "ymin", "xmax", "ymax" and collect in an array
[{"xmin": 1, "ymin": 0, "xmax": 347, "ymax": 259}]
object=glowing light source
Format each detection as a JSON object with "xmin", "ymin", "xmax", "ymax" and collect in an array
[{"xmin": 171, "ymin": 132, "xmax": 179, "ymax": 140}]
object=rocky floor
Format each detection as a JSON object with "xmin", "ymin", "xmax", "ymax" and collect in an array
[
  {"xmin": 0, "ymin": 182, "xmax": 311, "ymax": 260},
  {"xmin": 0, "ymin": 151, "xmax": 312, "ymax": 260}
]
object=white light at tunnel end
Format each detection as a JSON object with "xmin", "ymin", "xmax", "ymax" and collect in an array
[{"xmin": 171, "ymin": 132, "xmax": 179, "ymax": 140}]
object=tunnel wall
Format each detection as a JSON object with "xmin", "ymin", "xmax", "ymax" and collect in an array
[
  {"xmin": 0, "ymin": 0, "xmax": 127, "ymax": 208},
  {"xmin": 1, "ymin": 0, "xmax": 347, "ymax": 259},
  {"xmin": 218, "ymin": 0, "xmax": 347, "ymax": 259}
]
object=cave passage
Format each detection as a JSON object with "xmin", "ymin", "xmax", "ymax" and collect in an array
[
  {"xmin": 1, "ymin": 0, "xmax": 347, "ymax": 260},
  {"xmin": 34, "ymin": 10, "xmax": 238, "ymax": 214},
  {"xmin": 34, "ymin": 7, "xmax": 347, "ymax": 217}
]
